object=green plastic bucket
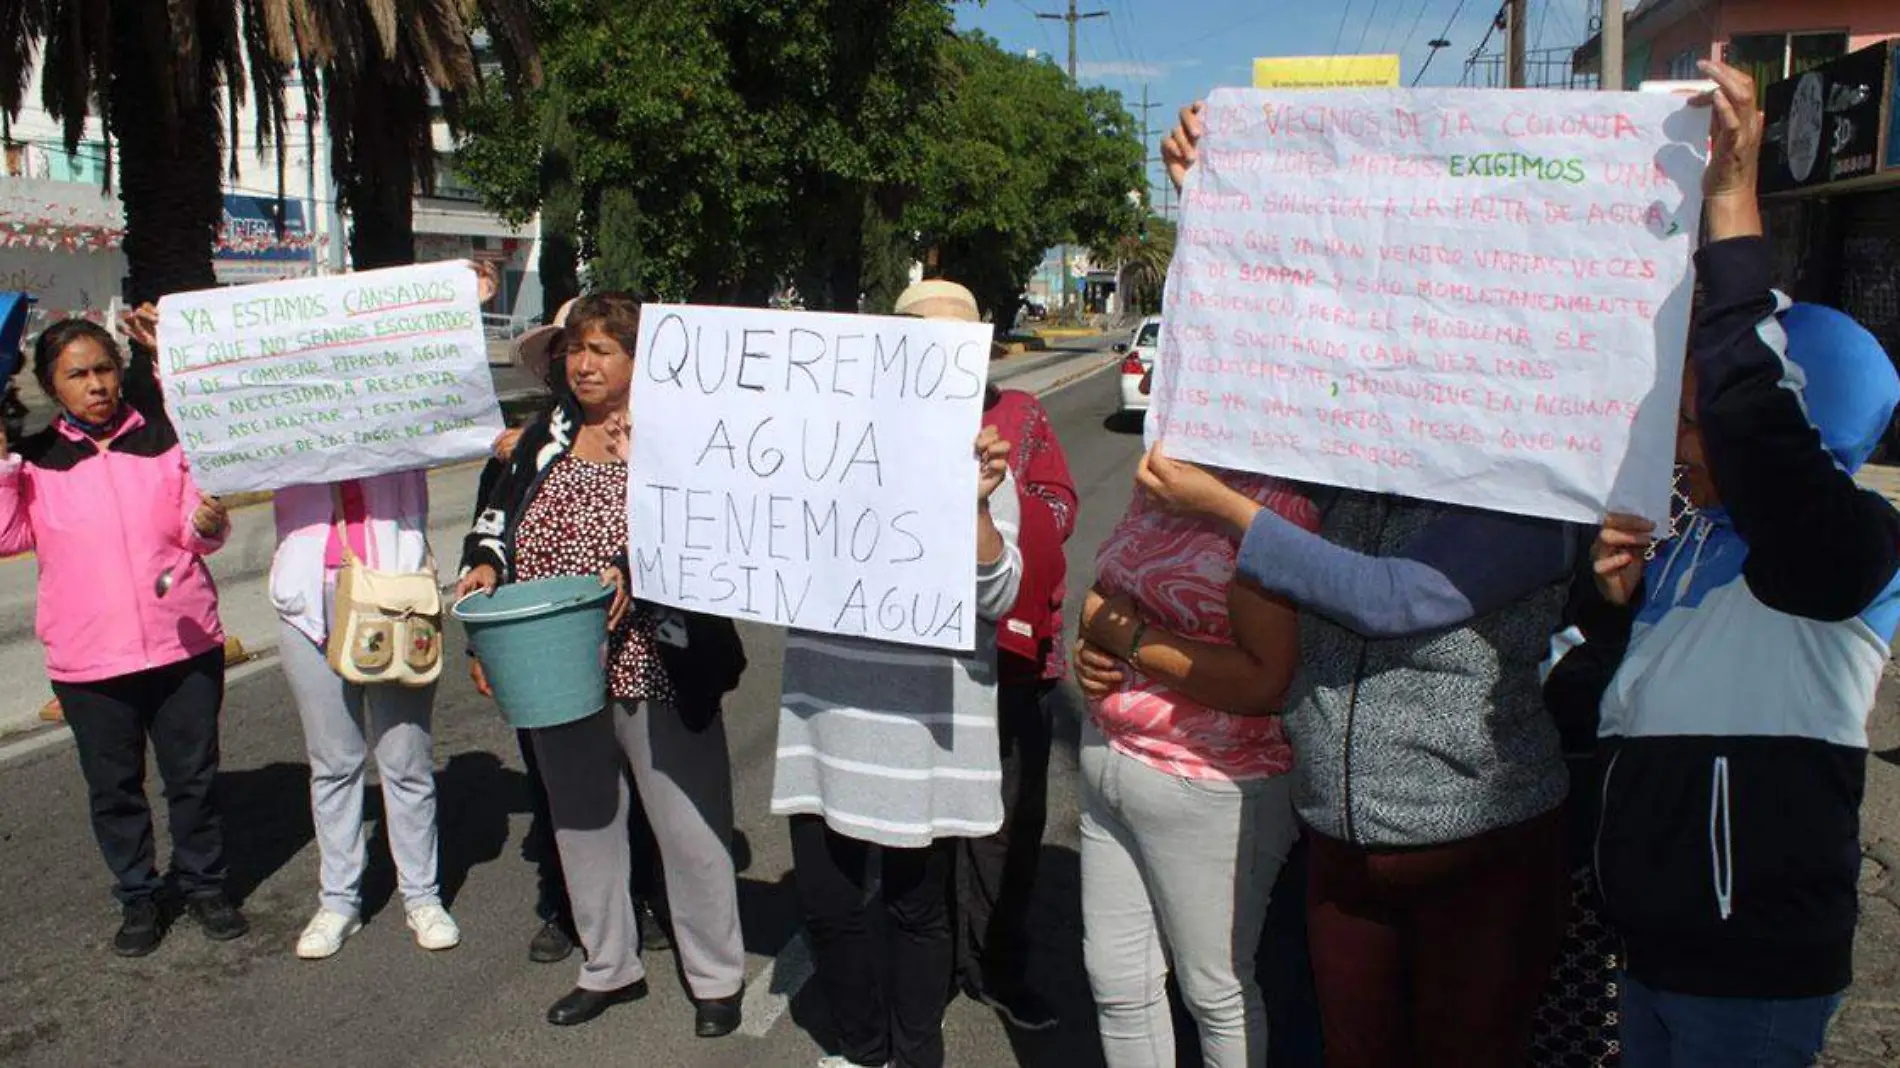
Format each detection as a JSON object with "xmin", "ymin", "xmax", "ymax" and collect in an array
[{"xmin": 453, "ymin": 576, "xmax": 613, "ymax": 729}]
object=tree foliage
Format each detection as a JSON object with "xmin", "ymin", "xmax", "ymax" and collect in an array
[
  {"xmin": 906, "ymin": 32, "xmax": 1142, "ymax": 328},
  {"xmin": 1095, "ymin": 211, "xmax": 1174, "ymax": 316},
  {"xmin": 457, "ymin": 0, "xmax": 950, "ymax": 306},
  {"xmin": 455, "ymin": 5, "xmax": 1145, "ymax": 322}
]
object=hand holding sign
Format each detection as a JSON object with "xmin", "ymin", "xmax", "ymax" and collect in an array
[
  {"xmin": 1592, "ymin": 512, "xmax": 1657, "ymax": 606},
  {"xmin": 1693, "ymin": 59, "xmax": 1765, "ymax": 239},
  {"xmin": 1163, "ymin": 102, "xmax": 1206, "ymax": 194},
  {"xmin": 120, "ymin": 303, "xmax": 159, "ymax": 353},
  {"xmin": 976, "ymin": 427, "xmax": 1010, "ymax": 502},
  {"xmin": 189, "ymin": 493, "xmax": 229, "ymax": 538},
  {"xmin": 1135, "ymin": 442, "xmax": 1263, "ymax": 536}
]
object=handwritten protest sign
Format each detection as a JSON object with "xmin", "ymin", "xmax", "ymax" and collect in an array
[
  {"xmin": 157, "ymin": 261, "xmax": 503, "ymax": 494},
  {"xmin": 628, "ymin": 305, "xmax": 992, "ymax": 652},
  {"xmin": 1150, "ymin": 88, "xmax": 1711, "ymax": 525}
]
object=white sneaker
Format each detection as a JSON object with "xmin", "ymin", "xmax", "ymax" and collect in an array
[
  {"xmin": 406, "ymin": 904, "xmax": 461, "ymax": 951},
  {"xmin": 815, "ymin": 1058, "xmax": 891, "ymax": 1068},
  {"xmin": 296, "ymin": 908, "xmax": 361, "ymax": 960}
]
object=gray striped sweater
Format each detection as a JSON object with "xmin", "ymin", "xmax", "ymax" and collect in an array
[{"xmin": 771, "ymin": 473, "xmax": 1023, "ymax": 848}]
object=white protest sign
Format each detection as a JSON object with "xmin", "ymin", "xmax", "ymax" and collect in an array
[
  {"xmin": 1150, "ymin": 88, "xmax": 1711, "ymax": 525},
  {"xmin": 156, "ymin": 261, "xmax": 503, "ymax": 494},
  {"xmin": 628, "ymin": 305, "xmax": 992, "ymax": 652}
]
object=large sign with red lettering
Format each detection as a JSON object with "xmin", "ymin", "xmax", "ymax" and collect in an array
[{"xmin": 1149, "ymin": 88, "xmax": 1710, "ymax": 525}]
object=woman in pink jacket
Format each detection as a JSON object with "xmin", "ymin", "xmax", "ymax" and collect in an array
[{"xmin": 0, "ymin": 319, "xmax": 242, "ymax": 957}]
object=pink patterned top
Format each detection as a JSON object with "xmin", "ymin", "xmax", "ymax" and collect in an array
[{"xmin": 1091, "ymin": 474, "xmax": 1319, "ymax": 781}]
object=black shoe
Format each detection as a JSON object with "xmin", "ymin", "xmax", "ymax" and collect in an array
[
  {"xmin": 636, "ymin": 898, "xmax": 673, "ymax": 952},
  {"xmin": 529, "ymin": 919, "xmax": 576, "ymax": 964},
  {"xmin": 186, "ymin": 893, "xmax": 249, "ymax": 941},
  {"xmin": 977, "ymin": 984, "xmax": 1060, "ymax": 1032},
  {"xmin": 546, "ymin": 980, "xmax": 648, "ymax": 1026},
  {"xmin": 114, "ymin": 899, "xmax": 166, "ymax": 958},
  {"xmin": 695, "ymin": 989, "xmax": 743, "ymax": 1038}
]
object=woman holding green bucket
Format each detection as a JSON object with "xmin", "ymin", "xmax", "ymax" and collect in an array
[{"xmin": 455, "ymin": 292, "xmax": 749, "ymax": 1036}]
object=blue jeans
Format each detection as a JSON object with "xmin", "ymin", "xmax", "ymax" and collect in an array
[{"xmin": 1619, "ymin": 973, "xmax": 1841, "ymax": 1067}]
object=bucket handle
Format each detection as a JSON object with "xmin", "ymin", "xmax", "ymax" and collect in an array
[{"xmin": 453, "ymin": 586, "xmax": 610, "ymax": 623}]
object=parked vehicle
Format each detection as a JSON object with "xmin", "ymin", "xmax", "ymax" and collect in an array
[{"xmin": 1116, "ymin": 316, "xmax": 1161, "ymax": 414}]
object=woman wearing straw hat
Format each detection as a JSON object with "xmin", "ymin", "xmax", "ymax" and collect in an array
[
  {"xmin": 775, "ymin": 279, "xmax": 1024, "ymax": 1068},
  {"xmin": 456, "ymin": 292, "xmax": 749, "ymax": 1035}
]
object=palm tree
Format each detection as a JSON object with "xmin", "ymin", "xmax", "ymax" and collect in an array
[
  {"xmin": 1, "ymin": 1, "xmax": 536, "ymax": 405},
  {"xmin": 3, "ymin": 2, "xmax": 286, "ymax": 409},
  {"xmin": 284, "ymin": 1, "xmax": 540, "ymax": 268},
  {"xmin": 1096, "ymin": 212, "xmax": 1175, "ymax": 319}
]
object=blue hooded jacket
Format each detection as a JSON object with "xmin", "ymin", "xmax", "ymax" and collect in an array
[{"xmin": 1595, "ymin": 237, "xmax": 1900, "ymax": 1001}]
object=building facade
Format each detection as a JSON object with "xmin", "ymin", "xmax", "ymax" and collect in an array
[
  {"xmin": 1, "ymin": 52, "xmax": 543, "ymax": 339},
  {"xmin": 1581, "ymin": 2, "xmax": 1900, "ymax": 458}
]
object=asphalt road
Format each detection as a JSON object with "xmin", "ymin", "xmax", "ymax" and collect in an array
[{"xmin": 0, "ymin": 362, "xmax": 1144, "ymax": 1068}]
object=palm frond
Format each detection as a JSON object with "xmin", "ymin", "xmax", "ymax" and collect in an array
[
  {"xmin": 0, "ymin": 0, "xmax": 47, "ymax": 120},
  {"xmin": 363, "ymin": 0, "xmax": 396, "ymax": 58}
]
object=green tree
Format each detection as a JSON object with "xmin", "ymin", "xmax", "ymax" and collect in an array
[
  {"xmin": 455, "ymin": 0, "xmax": 955, "ymax": 308},
  {"xmin": 1096, "ymin": 212, "xmax": 1174, "ymax": 316},
  {"xmin": 906, "ymin": 33, "xmax": 1142, "ymax": 329}
]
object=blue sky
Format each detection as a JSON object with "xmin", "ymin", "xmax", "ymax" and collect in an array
[{"xmin": 954, "ymin": 0, "xmax": 1607, "ymax": 198}]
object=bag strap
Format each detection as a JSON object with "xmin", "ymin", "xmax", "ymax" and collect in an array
[
  {"xmin": 331, "ymin": 481, "xmax": 440, "ymax": 579},
  {"xmin": 330, "ymin": 482, "xmax": 364, "ymax": 569}
]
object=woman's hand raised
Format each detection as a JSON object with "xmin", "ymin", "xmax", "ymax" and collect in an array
[{"xmin": 1136, "ymin": 443, "xmax": 1261, "ymax": 535}]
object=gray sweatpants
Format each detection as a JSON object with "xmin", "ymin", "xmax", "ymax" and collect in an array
[
  {"xmin": 531, "ymin": 699, "xmax": 745, "ymax": 998},
  {"xmin": 279, "ymin": 622, "xmax": 441, "ymax": 918},
  {"xmin": 1080, "ymin": 721, "xmax": 1300, "ymax": 1068}
]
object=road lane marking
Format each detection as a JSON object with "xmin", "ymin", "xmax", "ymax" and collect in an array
[
  {"xmin": 738, "ymin": 929, "xmax": 815, "ymax": 1038},
  {"xmin": 0, "ymin": 648, "xmax": 280, "ymax": 766}
]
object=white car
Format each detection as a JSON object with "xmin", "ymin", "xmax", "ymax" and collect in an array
[{"xmin": 1117, "ymin": 316, "xmax": 1162, "ymax": 413}]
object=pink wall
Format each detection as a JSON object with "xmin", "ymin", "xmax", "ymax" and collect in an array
[
  {"xmin": 1717, "ymin": 0, "xmax": 1900, "ymax": 51},
  {"xmin": 1627, "ymin": 0, "xmax": 1900, "ymax": 78}
]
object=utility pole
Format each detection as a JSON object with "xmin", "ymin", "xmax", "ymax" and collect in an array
[
  {"xmin": 1135, "ymin": 84, "xmax": 1162, "ymax": 209},
  {"xmin": 1600, "ymin": 0, "xmax": 1625, "ymax": 91},
  {"xmin": 1505, "ymin": 0, "xmax": 1528, "ymax": 88},
  {"xmin": 1039, "ymin": 0, "xmax": 1107, "ymax": 315}
]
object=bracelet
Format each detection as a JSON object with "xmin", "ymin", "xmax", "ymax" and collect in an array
[{"xmin": 1127, "ymin": 620, "xmax": 1149, "ymax": 666}]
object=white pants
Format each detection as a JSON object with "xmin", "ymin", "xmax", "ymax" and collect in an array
[
  {"xmin": 280, "ymin": 622, "xmax": 440, "ymax": 917},
  {"xmin": 1080, "ymin": 721, "xmax": 1299, "ymax": 1068}
]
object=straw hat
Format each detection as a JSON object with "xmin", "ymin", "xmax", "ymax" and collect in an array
[
  {"xmin": 894, "ymin": 280, "xmax": 981, "ymax": 323},
  {"xmin": 514, "ymin": 297, "xmax": 578, "ymax": 383}
]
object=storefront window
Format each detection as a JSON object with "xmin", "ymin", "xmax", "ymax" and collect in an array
[
  {"xmin": 1726, "ymin": 31, "xmax": 1849, "ymax": 102},
  {"xmin": 1790, "ymin": 32, "xmax": 1849, "ymax": 76}
]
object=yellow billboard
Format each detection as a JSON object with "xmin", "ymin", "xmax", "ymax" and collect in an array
[{"xmin": 1252, "ymin": 54, "xmax": 1401, "ymax": 89}]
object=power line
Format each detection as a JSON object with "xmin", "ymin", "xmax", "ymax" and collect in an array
[
  {"xmin": 1353, "ymin": 0, "xmax": 1388, "ymax": 59},
  {"xmin": 1331, "ymin": 2, "xmax": 1360, "ymax": 61},
  {"xmin": 1412, "ymin": 0, "xmax": 1474, "ymax": 85},
  {"xmin": 1384, "ymin": 0, "xmax": 1436, "ymax": 55}
]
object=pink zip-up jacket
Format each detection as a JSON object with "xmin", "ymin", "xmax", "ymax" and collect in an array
[{"xmin": 0, "ymin": 410, "xmax": 227, "ymax": 683}]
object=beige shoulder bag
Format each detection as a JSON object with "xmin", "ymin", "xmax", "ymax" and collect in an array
[{"xmin": 325, "ymin": 485, "xmax": 444, "ymax": 687}]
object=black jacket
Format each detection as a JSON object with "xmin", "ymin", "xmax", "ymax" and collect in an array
[
  {"xmin": 1591, "ymin": 238, "xmax": 1900, "ymax": 1000},
  {"xmin": 461, "ymin": 397, "xmax": 746, "ymax": 724}
]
